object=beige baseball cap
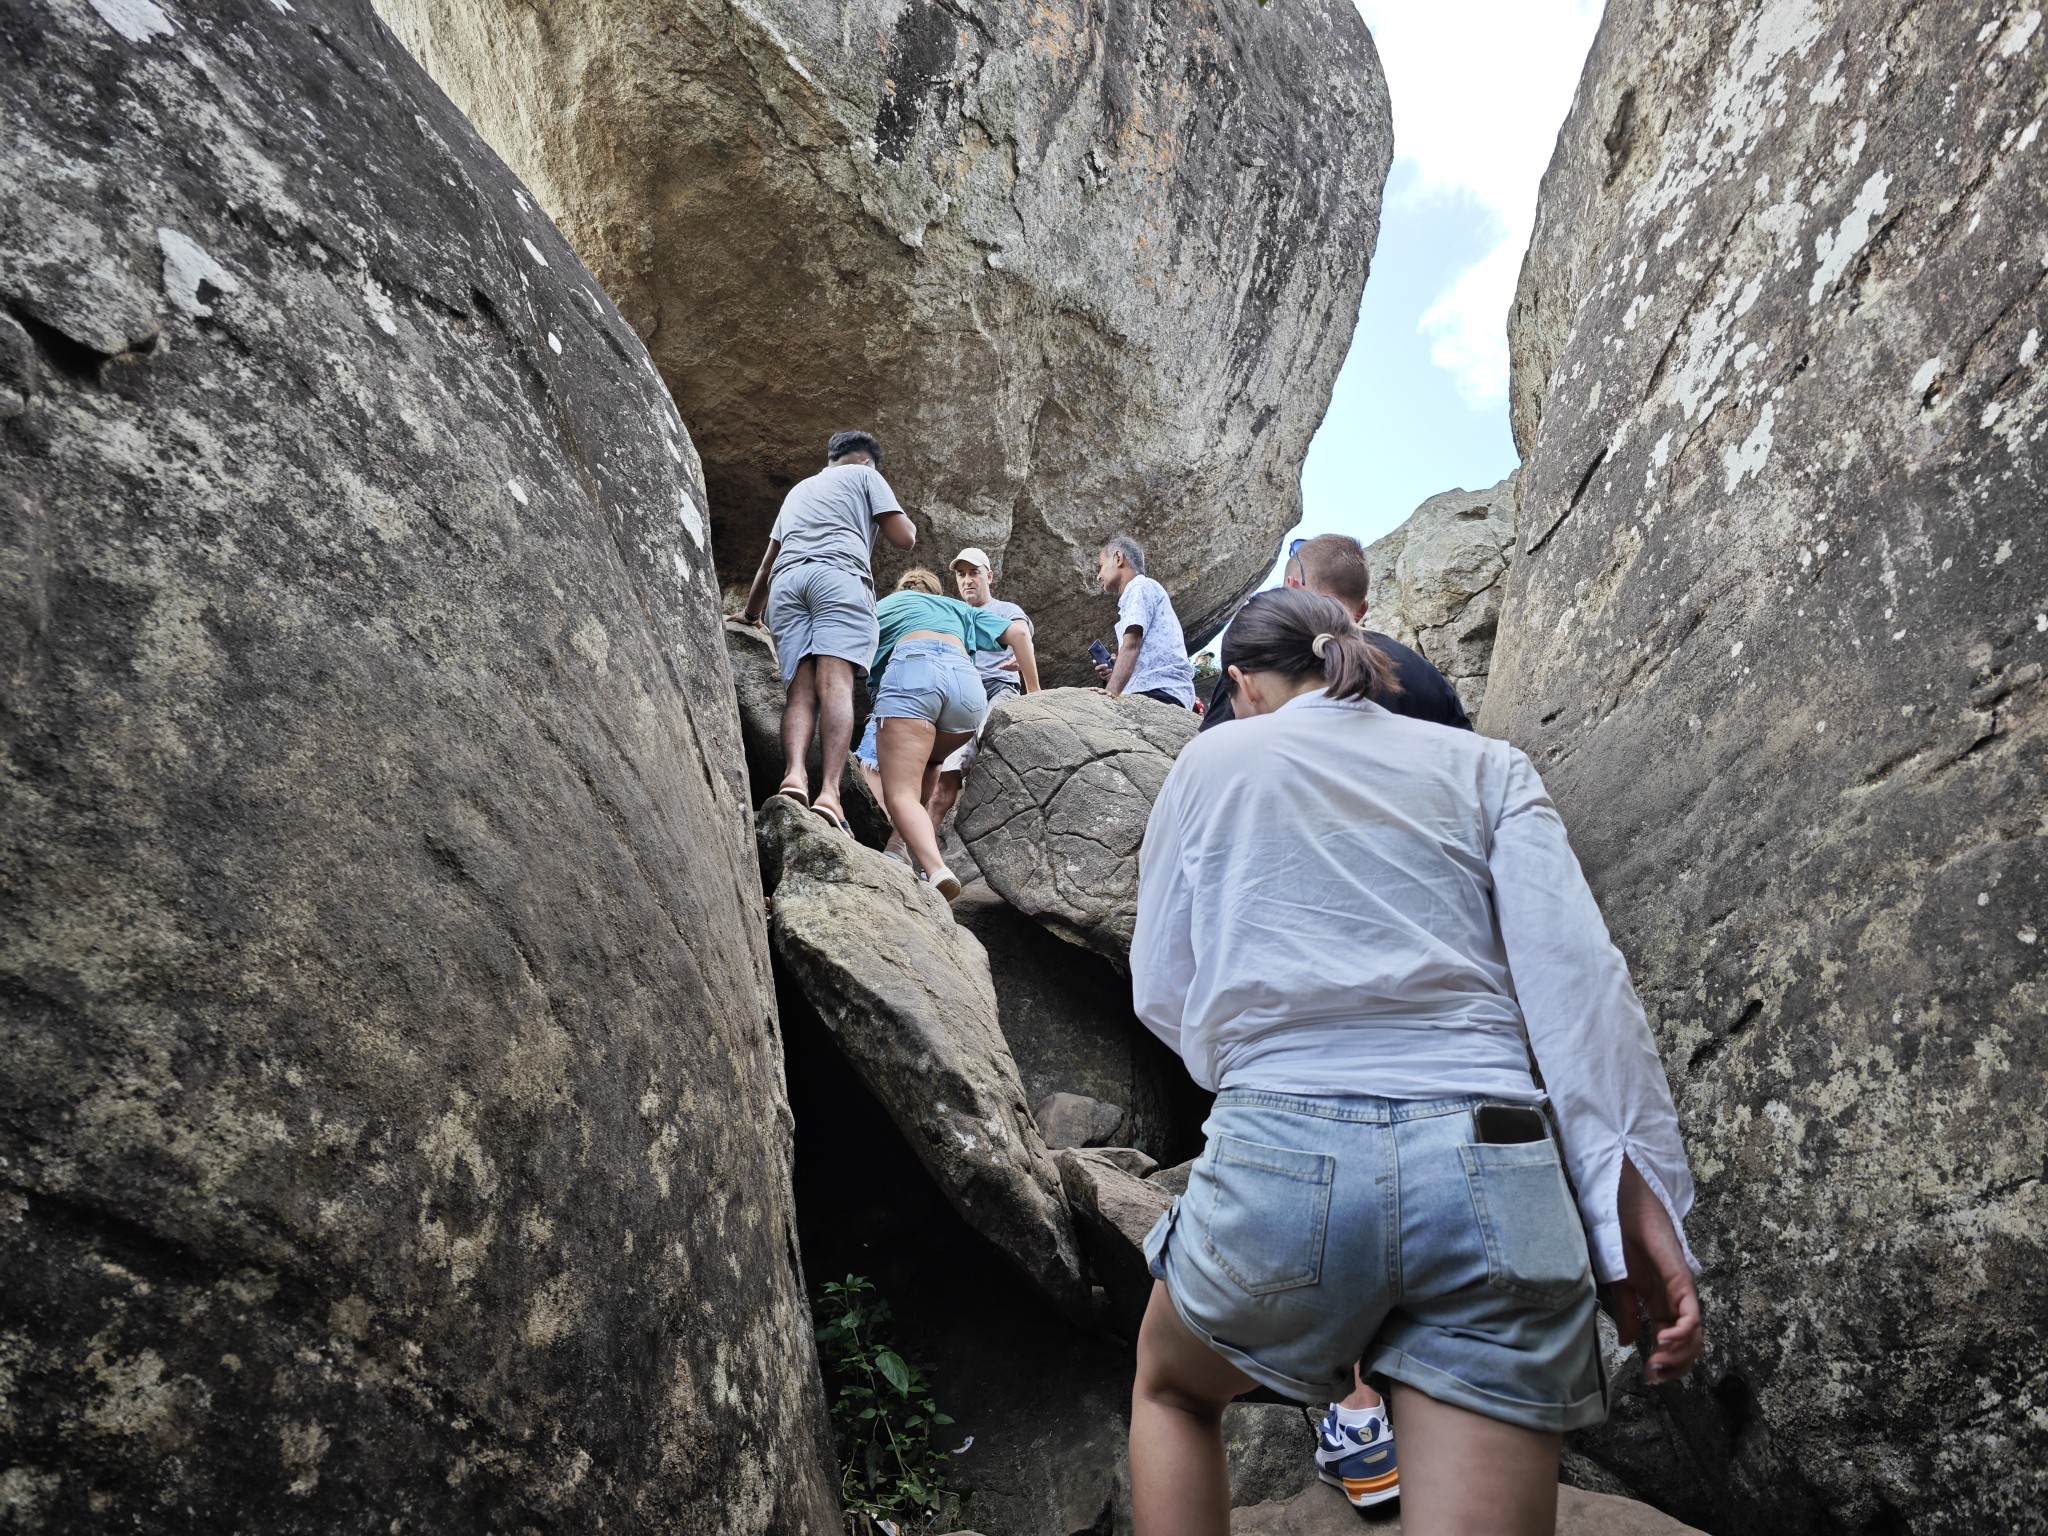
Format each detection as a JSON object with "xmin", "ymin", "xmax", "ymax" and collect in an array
[{"xmin": 951, "ymin": 547, "xmax": 995, "ymax": 572}]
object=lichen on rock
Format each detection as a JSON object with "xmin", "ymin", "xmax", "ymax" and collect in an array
[
  {"xmin": 0, "ymin": 1, "xmax": 835, "ymax": 1529},
  {"xmin": 1487, "ymin": 1, "xmax": 2048, "ymax": 1529}
]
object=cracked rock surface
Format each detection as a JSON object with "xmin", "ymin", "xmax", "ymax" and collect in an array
[
  {"xmin": 1486, "ymin": 3, "xmax": 2048, "ymax": 1531},
  {"xmin": 0, "ymin": 1, "xmax": 835, "ymax": 1530},
  {"xmin": 758, "ymin": 797, "xmax": 1087, "ymax": 1317},
  {"xmin": 374, "ymin": 0, "xmax": 1392, "ymax": 673},
  {"xmin": 953, "ymin": 887, "xmax": 1207, "ymax": 1165},
  {"xmin": 956, "ymin": 689, "xmax": 1199, "ymax": 963},
  {"xmin": 1364, "ymin": 475, "xmax": 1518, "ymax": 717}
]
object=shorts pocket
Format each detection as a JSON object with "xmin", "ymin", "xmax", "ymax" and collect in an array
[
  {"xmin": 1196, "ymin": 1134, "xmax": 1335, "ymax": 1296},
  {"xmin": 1459, "ymin": 1141, "xmax": 1591, "ymax": 1306}
]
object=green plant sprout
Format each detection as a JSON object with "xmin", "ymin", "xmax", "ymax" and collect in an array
[{"xmin": 814, "ymin": 1275, "xmax": 962, "ymax": 1535}]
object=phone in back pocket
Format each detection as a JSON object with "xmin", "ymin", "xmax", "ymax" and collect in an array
[{"xmin": 1474, "ymin": 1104, "xmax": 1548, "ymax": 1144}]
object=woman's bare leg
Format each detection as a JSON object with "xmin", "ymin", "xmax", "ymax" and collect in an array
[
  {"xmin": 877, "ymin": 717, "xmax": 946, "ymax": 876},
  {"xmin": 1384, "ymin": 1382, "xmax": 1560, "ymax": 1536},
  {"xmin": 1129, "ymin": 1283, "xmax": 1254, "ymax": 1536}
]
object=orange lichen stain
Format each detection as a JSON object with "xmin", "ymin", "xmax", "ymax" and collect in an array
[{"xmin": 1024, "ymin": 1, "xmax": 1086, "ymax": 64}]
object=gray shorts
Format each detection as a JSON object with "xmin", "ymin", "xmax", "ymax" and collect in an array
[
  {"xmin": 767, "ymin": 562, "xmax": 878, "ymax": 686},
  {"xmin": 872, "ymin": 640, "xmax": 988, "ymax": 734}
]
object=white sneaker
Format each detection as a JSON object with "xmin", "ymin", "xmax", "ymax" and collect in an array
[{"xmin": 1314, "ymin": 1402, "xmax": 1398, "ymax": 1507}]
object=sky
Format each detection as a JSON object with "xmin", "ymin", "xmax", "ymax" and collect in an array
[{"xmin": 1284, "ymin": 0, "xmax": 1607, "ymax": 559}]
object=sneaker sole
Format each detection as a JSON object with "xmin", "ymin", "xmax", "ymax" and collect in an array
[{"xmin": 1319, "ymin": 1467, "xmax": 1400, "ymax": 1508}]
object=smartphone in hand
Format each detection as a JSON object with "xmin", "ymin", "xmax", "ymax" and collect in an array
[{"xmin": 1088, "ymin": 640, "xmax": 1113, "ymax": 668}]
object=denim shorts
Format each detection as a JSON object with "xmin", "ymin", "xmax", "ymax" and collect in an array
[
  {"xmin": 1144, "ymin": 1090, "xmax": 1607, "ymax": 1432},
  {"xmin": 766, "ymin": 562, "xmax": 877, "ymax": 685},
  {"xmin": 871, "ymin": 640, "xmax": 988, "ymax": 734},
  {"xmin": 939, "ymin": 679, "xmax": 1019, "ymax": 773}
]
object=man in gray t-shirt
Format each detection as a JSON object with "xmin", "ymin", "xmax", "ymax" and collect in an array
[
  {"xmin": 924, "ymin": 546, "xmax": 1033, "ymax": 834},
  {"xmin": 738, "ymin": 431, "xmax": 916, "ymax": 830},
  {"xmin": 766, "ymin": 459, "xmax": 904, "ymax": 584}
]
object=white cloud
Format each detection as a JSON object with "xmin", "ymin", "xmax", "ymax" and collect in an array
[{"xmin": 1355, "ymin": 0, "xmax": 1605, "ymax": 406}]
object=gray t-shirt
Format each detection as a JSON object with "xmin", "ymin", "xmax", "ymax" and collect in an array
[
  {"xmin": 971, "ymin": 598, "xmax": 1031, "ymax": 688},
  {"xmin": 1116, "ymin": 574, "xmax": 1196, "ymax": 706},
  {"xmin": 768, "ymin": 463, "xmax": 904, "ymax": 582}
]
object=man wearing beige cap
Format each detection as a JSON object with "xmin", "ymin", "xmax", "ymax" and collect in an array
[{"xmin": 920, "ymin": 546, "xmax": 1033, "ymax": 835}]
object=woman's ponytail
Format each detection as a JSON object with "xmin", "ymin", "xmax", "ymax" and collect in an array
[
  {"xmin": 1222, "ymin": 588, "xmax": 1402, "ymax": 703},
  {"xmin": 1314, "ymin": 624, "xmax": 1398, "ymax": 703}
]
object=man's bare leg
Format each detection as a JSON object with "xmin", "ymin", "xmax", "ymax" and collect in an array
[
  {"xmin": 777, "ymin": 656, "xmax": 816, "ymax": 802},
  {"xmin": 808, "ymin": 656, "xmax": 857, "ymax": 823}
]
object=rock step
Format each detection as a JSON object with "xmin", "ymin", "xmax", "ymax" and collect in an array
[{"xmin": 1230, "ymin": 1481, "xmax": 1706, "ymax": 1534}]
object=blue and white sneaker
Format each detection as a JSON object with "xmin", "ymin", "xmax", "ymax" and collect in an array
[{"xmin": 1315, "ymin": 1403, "xmax": 1399, "ymax": 1507}]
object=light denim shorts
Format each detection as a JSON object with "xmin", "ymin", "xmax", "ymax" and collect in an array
[
  {"xmin": 871, "ymin": 640, "xmax": 988, "ymax": 734},
  {"xmin": 766, "ymin": 562, "xmax": 878, "ymax": 685},
  {"xmin": 1144, "ymin": 1090, "xmax": 1607, "ymax": 1432},
  {"xmin": 939, "ymin": 679, "xmax": 1019, "ymax": 773}
]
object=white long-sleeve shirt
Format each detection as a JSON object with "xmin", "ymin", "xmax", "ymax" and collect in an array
[{"xmin": 1130, "ymin": 690, "xmax": 1696, "ymax": 1283}]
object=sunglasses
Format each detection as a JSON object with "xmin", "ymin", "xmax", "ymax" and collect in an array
[{"xmin": 1287, "ymin": 537, "xmax": 1307, "ymax": 558}]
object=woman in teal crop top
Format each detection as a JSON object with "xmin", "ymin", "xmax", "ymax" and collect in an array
[{"xmin": 867, "ymin": 569, "xmax": 1039, "ymax": 897}]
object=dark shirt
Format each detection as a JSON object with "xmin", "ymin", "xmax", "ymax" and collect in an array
[{"xmin": 1198, "ymin": 630, "xmax": 1471, "ymax": 733}]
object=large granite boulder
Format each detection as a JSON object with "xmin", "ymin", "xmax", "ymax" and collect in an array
[
  {"xmin": 758, "ymin": 797, "xmax": 1086, "ymax": 1317},
  {"xmin": 1364, "ymin": 475, "xmax": 1518, "ymax": 716},
  {"xmin": 0, "ymin": 2, "xmax": 835, "ymax": 1531},
  {"xmin": 374, "ymin": 0, "xmax": 1393, "ymax": 673},
  {"xmin": 954, "ymin": 889, "xmax": 1207, "ymax": 1165},
  {"xmin": 1487, "ymin": 3, "xmax": 2048, "ymax": 1532},
  {"xmin": 956, "ymin": 689, "xmax": 1199, "ymax": 962}
]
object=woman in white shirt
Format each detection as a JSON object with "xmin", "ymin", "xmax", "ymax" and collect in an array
[{"xmin": 1127, "ymin": 587, "xmax": 1703, "ymax": 1536}]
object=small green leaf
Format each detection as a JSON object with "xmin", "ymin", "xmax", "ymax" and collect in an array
[{"xmin": 874, "ymin": 1349, "xmax": 911, "ymax": 1394}]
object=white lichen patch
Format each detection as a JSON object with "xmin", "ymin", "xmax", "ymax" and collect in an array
[
  {"xmin": 570, "ymin": 616, "xmax": 611, "ymax": 673},
  {"xmin": 1809, "ymin": 170, "xmax": 1891, "ymax": 304},
  {"xmin": 279, "ymin": 1420, "xmax": 330, "ymax": 1496},
  {"xmin": 1997, "ymin": 8, "xmax": 2043, "ymax": 56},
  {"xmin": 361, "ymin": 274, "xmax": 399, "ymax": 337},
  {"xmin": 523, "ymin": 1271, "xmax": 588, "ymax": 1349},
  {"xmin": 0, "ymin": 1468, "xmax": 61, "ymax": 1524},
  {"xmin": 1724, "ymin": 403, "xmax": 1779, "ymax": 492},
  {"xmin": 82, "ymin": 1344, "xmax": 198, "ymax": 1447},
  {"xmin": 89, "ymin": 0, "xmax": 172, "ymax": 43},
  {"xmin": 327, "ymin": 1294, "xmax": 372, "ymax": 1341},
  {"xmin": 158, "ymin": 227, "xmax": 241, "ymax": 318}
]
